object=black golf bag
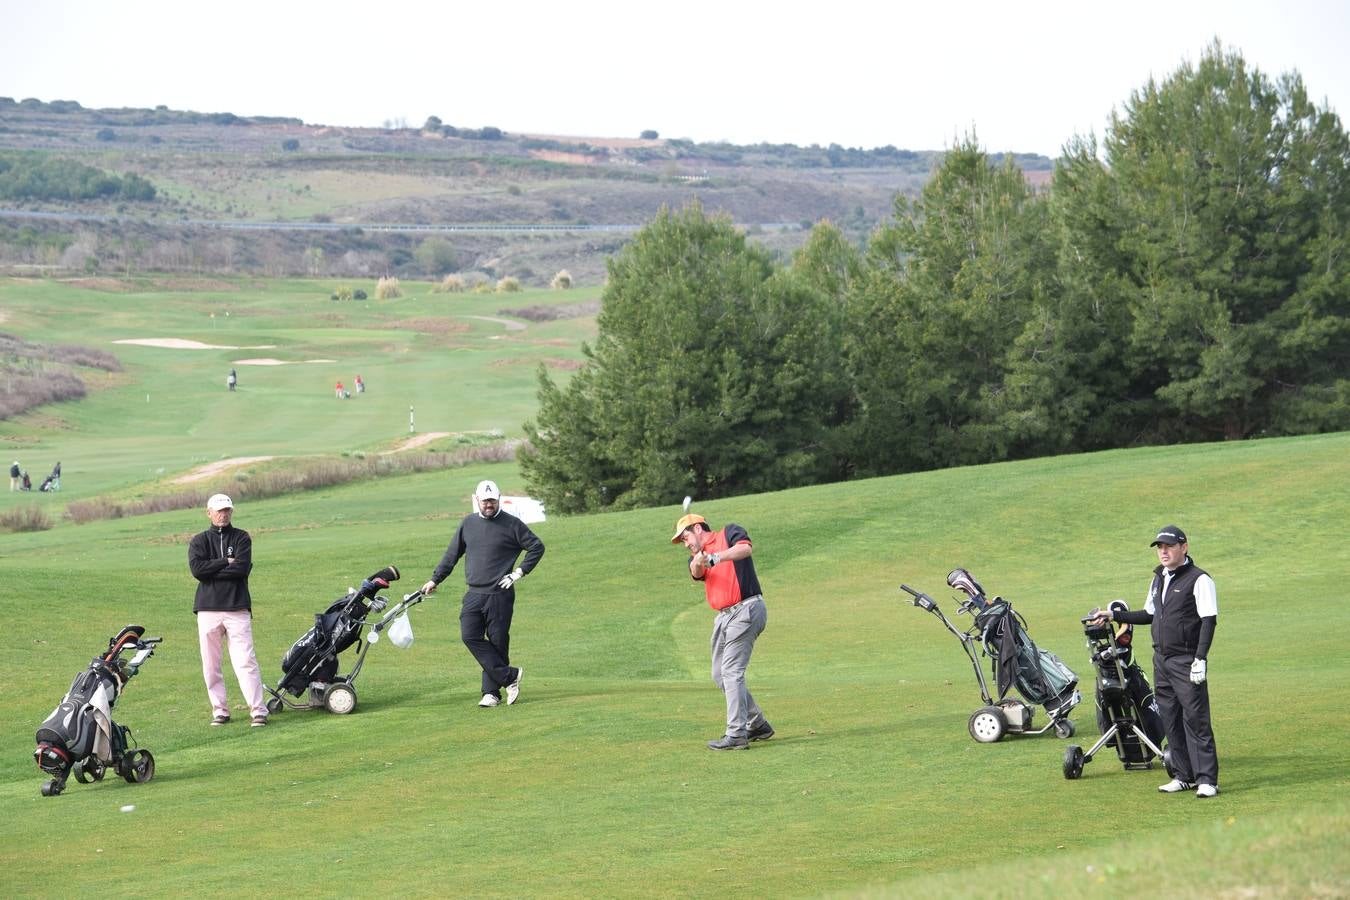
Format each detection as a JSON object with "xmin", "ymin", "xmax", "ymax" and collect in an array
[
  {"xmin": 265, "ymin": 565, "xmax": 426, "ymax": 715},
  {"xmin": 949, "ymin": 568, "xmax": 1080, "ymax": 719},
  {"xmin": 34, "ymin": 625, "xmax": 162, "ymax": 797},
  {"xmin": 1063, "ymin": 602, "xmax": 1171, "ymax": 779}
]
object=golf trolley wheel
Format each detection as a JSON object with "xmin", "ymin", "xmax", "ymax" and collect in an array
[
  {"xmin": 1054, "ymin": 719, "xmax": 1076, "ymax": 739},
  {"xmin": 73, "ymin": 760, "xmax": 106, "ymax": 783},
  {"xmin": 968, "ymin": 706, "xmax": 1007, "ymax": 743},
  {"xmin": 323, "ymin": 682, "xmax": 357, "ymax": 715},
  {"xmin": 1063, "ymin": 745, "xmax": 1085, "ymax": 779},
  {"xmin": 41, "ymin": 779, "xmax": 63, "ymax": 797},
  {"xmin": 121, "ymin": 749, "xmax": 155, "ymax": 784},
  {"xmin": 266, "ymin": 697, "xmax": 284, "ymax": 715}
]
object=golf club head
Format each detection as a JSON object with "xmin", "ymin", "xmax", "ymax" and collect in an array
[
  {"xmin": 682, "ymin": 496, "xmax": 692, "ymax": 512},
  {"xmin": 946, "ymin": 568, "xmax": 985, "ymax": 600}
]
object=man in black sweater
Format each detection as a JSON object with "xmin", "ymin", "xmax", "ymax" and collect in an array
[
  {"xmin": 1095, "ymin": 525, "xmax": 1219, "ymax": 797},
  {"xmin": 189, "ymin": 493, "xmax": 268, "ymax": 727},
  {"xmin": 422, "ymin": 480, "xmax": 545, "ymax": 708}
]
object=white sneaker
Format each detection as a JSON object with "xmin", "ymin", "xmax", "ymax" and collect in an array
[
  {"xmin": 1196, "ymin": 783, "xmax": 1218, "ymax": 798},
  {"xmin": 505, "ymin": 668, "xmax": 523, "ymax": 705},
  {"xmin": 478, "ymin": 694, "xmax": 500, "ymax": 708},
  {"xmin": 1158, "ymin": 779, "xmax": 1196, "ymax": 793}
]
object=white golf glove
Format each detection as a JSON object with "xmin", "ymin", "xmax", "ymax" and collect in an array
[
  {"xmin": 497, "ymin": 567, "xmax": 524, "ymax": 590},
  {"xmin": 1190, "ymin": 658, "xmax": 1207, "ymax": 684},
  {"xmin": 704, "ymin": 553, "xmax": 720, "ymax": 568}
]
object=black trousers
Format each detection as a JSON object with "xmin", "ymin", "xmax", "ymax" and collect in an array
[
  {"xmin": 460, "ymin": 589, "xmax": 518, "ymax": 697},
  {"xmin": 1153, "ymin": 653, "xmax": 1219, "ymax": 785}
]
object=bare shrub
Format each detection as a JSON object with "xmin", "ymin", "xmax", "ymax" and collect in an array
[
  {"xmin": 0, "ymin": 505, "xmax": 52, "ymax": 532},
  {"xmin": 550, "ymin": 269, "xmax": 573, "ymax": 290},
  {"xmin": 495, "ymin": 276, "xmax": 522, "ymax": 293},
  {"xmin": 472, "ymin": 282, "xmax": 494, "ymax": 294},
  {"xmin": 375, "ymin": 276, "xmax": 403, "ymax": 299},
  {"xmin": 497, "ymin": 301, "xmax": 600, "ymax": 323},
  {"xmin": 64, "ymin": 439, "xmax": 527, "ymax": 526},
  {"xmin": 0, "ymin": 333, "xmax": 122, "ymax": 371},
  {"xmin": 331, "ymin": 285, "xmax": 353, "ymax": 301},
  {"xmin": 0, "ymin": 366, "xmax": 88, "ymax": 419},
  {"xmin": 432, "ymin": 274, "xmax": 467, "ymax": 294}
]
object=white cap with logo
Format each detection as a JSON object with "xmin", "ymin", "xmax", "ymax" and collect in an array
[{"xmin": 207, "ymin": 493, "xmax": 234, "ymax": 511}]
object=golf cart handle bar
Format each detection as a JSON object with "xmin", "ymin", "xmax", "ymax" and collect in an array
[{"xmin": 899, "ymin": 584, "xmax": 922, "ymax": 598}]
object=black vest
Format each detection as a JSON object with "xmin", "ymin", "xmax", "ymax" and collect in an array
[{"xmin": 1148, "ymin": 559, "xmax": 1208, "ymax": 657}]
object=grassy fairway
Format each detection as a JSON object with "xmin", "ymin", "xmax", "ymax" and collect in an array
[
  {"xmin": 0, "ymin": 429, "xmax": 1346, "ymax": 897},
  {"xmin": 0, "ymin": 275, "xmax": 597, "ymax": 500}
]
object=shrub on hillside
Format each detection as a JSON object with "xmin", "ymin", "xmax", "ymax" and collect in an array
[
  {"xmin": 375, "ymin": 276, "xmax": 402, "ymax": 299},
  {"xmin": 0, "ymin": 505, "xmax": 51, "ymax": 533},
  {"xmin": 433, "ymin": 274, "xmax": 467, "ymax": 293},
  {"xmin": 550, "ymin": 269, "xmax": 573, "ymax": 290},
  {"xmin": 472, "ymin": 281, "xmax": 494, "ymax": 294},
  {"xmin": 496, "ymin": 276, "xmax": 522, "ymax": 293},
  {"xmin": 331, "ymin": 285, "xmax": 353, "ymax": 301}
]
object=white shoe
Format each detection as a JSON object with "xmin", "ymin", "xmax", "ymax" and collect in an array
[
  {"xmin": 478, "ymin": 694, "xmax": 500, "ymax": 708},
  {"xmin": 505, "ymin": 668, "xmax": 523, "ymax": 705},
  {"xmin": 1158, "ymin": 779, "xmax": 1196, "ymax": 793},
  {"xmin": 1196, "ymin": 783, "xmax": 1218, "ymax": 798}
]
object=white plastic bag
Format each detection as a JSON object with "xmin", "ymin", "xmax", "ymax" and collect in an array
[{"xmin": 388, "ymin": 612, "xmax": 414, "ymax": 649}]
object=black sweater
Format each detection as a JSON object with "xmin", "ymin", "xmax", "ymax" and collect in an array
[
  {"xmin": 189, "ymin": 524, "xmax": 254, "ymax": 613},
  {"xmin": 432, "ymin": 511, "xmax": 544, "ymax": 591}
]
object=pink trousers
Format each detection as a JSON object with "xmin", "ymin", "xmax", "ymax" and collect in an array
[{"xmin": 197, "ymin": 610, "xmax": 267, "ymax": 718}]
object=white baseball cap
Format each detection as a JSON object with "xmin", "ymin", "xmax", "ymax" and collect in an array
[
  {"xmin": 474, "ymin": 480, "xmax": 501, "ymax": 501},
  {"xmin": 206, "ymin": 493, "xmax": 234, "ymax": 511}
]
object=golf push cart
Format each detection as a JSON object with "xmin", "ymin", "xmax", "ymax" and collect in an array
[
  {"xmin": 264, "ymin": 565, "xmax": 428, "ymax": 716},
  {"xmin": 902, "ymin": 568, "xmax": 1081, "ymax": 743},
  {"xmin": 34, "ymin": 625, "xmax": 162, "ymax": 797},
  {"xmin": 1062, "ymin": 601, "xmax": 1175, "ymax": 780}
]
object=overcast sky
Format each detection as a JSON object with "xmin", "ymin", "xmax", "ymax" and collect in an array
[{"xmin": 3, "ymin": 0, "xmax": 1347, "ymax": 158}]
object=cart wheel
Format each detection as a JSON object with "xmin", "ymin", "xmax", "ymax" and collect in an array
[
  {"xmin": 122, "ymin": 749, "xmax": 155, "ymax": 784},
  {"xmin": 323, "ymin": 682, "xmax": 357, "ymax": 715},
  {"xmin": 41, "ymin": 780, "xmax": 62, "ymax": 797},
  {"xmin": 266, "ymin": 697, "xmax": 284, "ymax": 715},
  {"xmin": 73, "ymin": 760, "xmax": 106, "ymax": 783},
  {"xmin": 1063, "ymin": 745, "xmax": 1085, "ymax": 779},
  {"xmin": 1054, "ymin": 719, "xmax": 1076, "ymax": 739},
  {"xmin": 968, "ymin": 706, "xmax": 1007, "ymax": 743}
]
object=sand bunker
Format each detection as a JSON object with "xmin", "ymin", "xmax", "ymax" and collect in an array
[{"xmin": 114, "ymin": 338, "xmax": 278, "ymax": 350}]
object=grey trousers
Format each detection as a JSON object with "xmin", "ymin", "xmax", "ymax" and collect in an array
[
  {"xmin": 1153, "ymin": 653, "xmax": 1220, "ymax": 785},
  {"xmin": 711, "ymin": 597, "xmax": 767, "ymax": 738}
]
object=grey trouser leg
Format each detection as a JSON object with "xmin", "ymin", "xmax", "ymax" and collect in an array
[
  {"xmin": 1153, "ymin": 653, "xmax": 1219, "ymax": 785},
  {"xmin": 710, "ymin": 599, "xmax": 767, "ymax": 738}
]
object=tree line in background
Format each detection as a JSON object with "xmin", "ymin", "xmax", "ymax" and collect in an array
[
  {"xmin": 521, "ymin": 44, "xmax": 1350, "ymax": 513},
  {"xmin": 0, "ymin": 152, "xmax": 156, "ymax": 201}
]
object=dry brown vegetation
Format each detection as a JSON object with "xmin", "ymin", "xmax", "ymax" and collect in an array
[
  {"xmin": 498, "ymin": 301, "xmax": 600, "ymax": 322},
  {"xmin": 64, "ymin": 440, "xmax": 523, "ymax": 525}
]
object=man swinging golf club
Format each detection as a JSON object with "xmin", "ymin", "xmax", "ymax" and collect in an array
[
  {"xmin": 422, "ymin": 480, "xmax": 544, "ymax": 708},
  {"xmin": 672, "ymin": 497, "xmax": 773, "ymax": 750}
]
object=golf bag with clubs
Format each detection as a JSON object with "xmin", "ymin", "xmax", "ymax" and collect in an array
[
  {"xmin": 34, "ymin": 625, "xmax": 162, "ymax": 797},
  {"xmin": 902, "ymin": 568, "xmax": 1081, "ymax": 743},
  {"xmin": 264, "ymin": 564, "xmax": 427, "ymax": 715},
  {"xmin": 1063, "ymin": 601, "xmax": 1173, "ymax": 779}
]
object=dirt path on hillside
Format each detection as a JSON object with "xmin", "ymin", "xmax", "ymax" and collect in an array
[
  {"xmin": 381, "ymin": 431, "xmax": 451, "ymax": 454},
  {"xmin": 171, "ymin": 456, "xmax": 276, "ymax": 484},
  {"xmin": 464, "ymin": 315, "xmax": 526, "ymax": 332},
  {"xmin": 170, "ymin": 432, "xmax": 454, "ymax": 483}
]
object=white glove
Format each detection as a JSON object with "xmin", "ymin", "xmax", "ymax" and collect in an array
[
  {"xmin": 1190, "ymin": 658, "xmax": 1207, "ymax": 684},
  {"xmin": 497, "ymin": 567, "xmax": 524, "ymax": 590},
  {"xmin": 704, "ymin": 553, "xmax": 720, "ymax": 568}
]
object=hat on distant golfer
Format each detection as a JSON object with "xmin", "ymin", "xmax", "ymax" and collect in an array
[
  {"xmin": 206, "ymin": 493, "xmax": 234, "ymax": 511},
  {"xmin": 671, "ymin": 513, "xmax": 707, "ymax": 543},
  {"xmin": 474, "ymin": 480, "xmax": 501, "ymax": 501},
  {"xmin": 1150, "ymin": 525, "xmax": 1187, "ymax": 546}
]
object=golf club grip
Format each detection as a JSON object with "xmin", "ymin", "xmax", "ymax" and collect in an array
[{"xmin": 899, "ymin": 584, "xmax": 922, "ymax": 598}]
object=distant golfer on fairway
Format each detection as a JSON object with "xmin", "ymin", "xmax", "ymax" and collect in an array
[
  {"xmin": 422, "ymin": 480, "xmax": 543, "ymax": 708},
  {"xmin": 672, "ymin": 509, "xmax": 773, "ymax": 750}
]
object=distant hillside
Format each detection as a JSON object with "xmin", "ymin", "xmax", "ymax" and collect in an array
[{"xmin": 0, "ymin": 97, "xmax": 1054, "ymax": 285}]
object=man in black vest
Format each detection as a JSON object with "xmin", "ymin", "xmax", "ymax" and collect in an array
[{"xmin": 1095, "ymin": 525, "xmax": 1219, "ymax": 797}]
